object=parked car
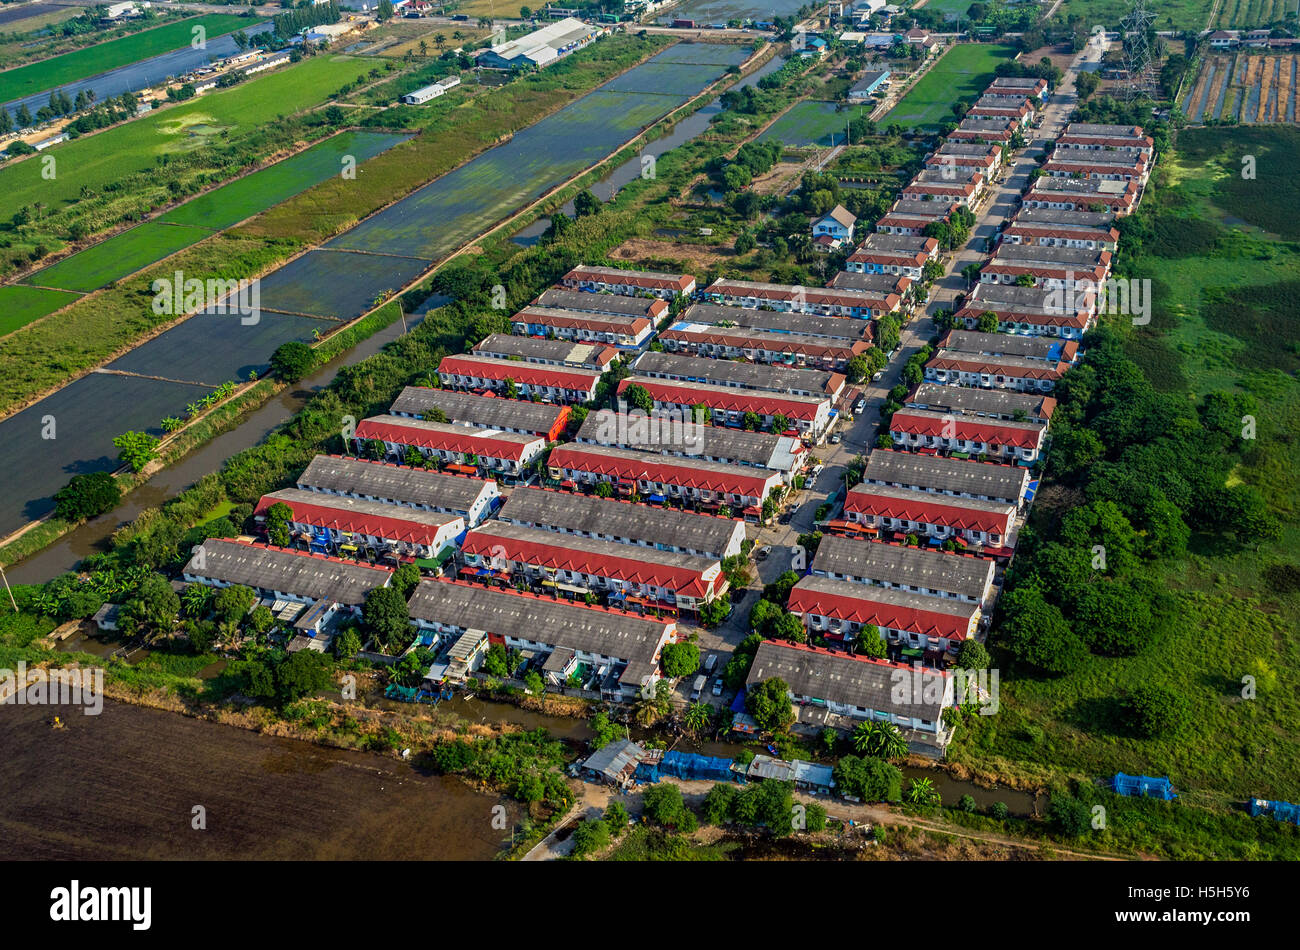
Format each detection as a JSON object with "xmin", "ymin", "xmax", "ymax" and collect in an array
[
  {"xmin": 778, "ymin": 510, "xmax": 794, "ymax": 525},
  {"xmin": 854, "ymin": 396, "xmax": 867, "ymax": 413},
  {"xmin": 755, "ymin": 545, "xmax": 771, "ymax": 561},
  {"xmin": 712, "ymin": 678, "xmax": 724, "ymax": 696},
  {"xmin": 704, "ymin": 652, "xmax": 718, "ymax": 673},
  {"xmin": 691, "ymin": 674, "xmax": 707, "ymax": 701},
  {"xmin": 831, "ymin": 433, "xmax": 843, "ymax": 444}
]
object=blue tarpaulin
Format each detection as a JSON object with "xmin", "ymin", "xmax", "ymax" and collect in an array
[
  {"xmin": 1249, "ymin": 798, "xmax": 1300, "ymax": 824},
  {"xmin": 1112, "ymin": 772, "xmax": 1177, "ymax": 800}
]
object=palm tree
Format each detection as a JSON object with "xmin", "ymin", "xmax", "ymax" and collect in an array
[
  {"xmin": 905, "ymin": 776, "xmax": 940, "ymax": 807},
  {"xmin": 434, "ymin": 33, "xmax": 446, "ymax": 49},
  {"xmin": 418, "ymin": 39, "xmax": 428, "ymax": 57},
  {"xmin": 181, "ymin": 585, "xmax": 211, "ymax": 619},
  {"xmin": 854, "ymin": 720, "xmax": 909, "ymax": 761},
  {"xmin": 684, "ymin": 702, "xmax": 713, "ymax": 737}
]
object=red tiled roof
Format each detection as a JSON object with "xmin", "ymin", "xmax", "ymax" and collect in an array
[
  {"xmin": 548, "ymin": 445, "xmax": 777, "ymax": 498},
  {"xmin": 461, "ymin": 528, "xmax": 720, "ymax": 598},
  {"xmin": 659, "ymin": 327, "xmax": 868, "ymax": 362},
  {"xmin": 955, "ymin": 305, "xmax": 1089, "ymax": 330},
  {"xmin": 707, "ymin": 279, "xmax": 899, "ymax": 312},
  {"xmin": 846, "ymin": 486, "xmax": 1014, "ymax": 535},
  {"xmin": 355, "ymin": 416, "xmax": 542, "ymax": 462},
  {"xmin": 254, "ymin": 494, "xmax": 458, "ymax": 546},
  {"xmin": 617, "ymin": 377, "xmax": 828, "ymax": 423},
  {"xmin": 888, "ymin": 409, "xmax": 1046, "ymax": 449},
  {"xmin": 788, "ymin": 578, "xmax": 975, "ymax": 641},
  {"xmin": 513, "ymin": 308, "xmax": 652, "ymax": 336},
  {"xmin": 438, "ymin": 354, "xmax": 601, "ymax": 391},
  {"xmin": 1003, "ymin": 224, "xmax": 1120, "ymax": 243},
  {"xmin": 563, "ymin": 265, "xmax": 694, "ymax": 293}
]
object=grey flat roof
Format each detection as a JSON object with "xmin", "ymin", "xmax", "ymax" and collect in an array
[
  {"xmin": 262, "ymin": 488, "xmax": 463, "ymax": 530},
  {"xmin": 885, "ymin": 199, "xmax": 952, "ymax": 217},
  {"xmin": 514, "ymin": 305, "xmax": 650, "ymax": 328},
  {"xmin": 942, "ymin": 331, "xmax": 1075, "ymax": 362},
  {"xmin": 499, "ymin": 485, "xmax": 742, "ymax": 557},
  {"xmin": 467, "ymin": 519, "xmax": 721, "ymax": 573},
  {"xmin": 794, "ymin": 573, "xmax": 980, "ymax": 621},
  {"xmin": 967, "ymin": 282, "xmax": 1090, "ymax": 312},
  {"xmin": 297, "ymin": 454, "xmax": 493, "ymax": 511},
  {"xmin": 1011, "ymin": 206, "xmax": 1115, "ymax": 228},
  {"xmin": 931, "ymin": 349, "xmax": 1063, "ymax": 375},
  {"xmin": 1064, "ymin": 122, "xmax": 1146, "ymax": 136},
  {"xmin": 848, "ymin": 481, "xmax": 1017, "ymax": 516},
  {"xmin": 827, "ymin": 272, "xmax": 913, "ymax": 294},
  {"xmin": 934, "ymin": 141, "xmax": 1002, "ymax": 156},
  {"xmin": 183, "ymin": 539, "xmax": 390, "ymax": 606},
  {"xmin": 990, "ymin": 244, "xmax": 1108, "ymax": 266},
  {"xmin": 852, "ymin": 233, "xmax": 938, "ymax": 253},
  {"xmin": 532, "ymin": 289, "xmax": 661, "ymax": 317},
  {"xmin": 389, "ymin": 387, "xmax": 566, "ymax": 435},
  {"xmin": 746, "ymin": 640, "xmax": 950, "ymax": 720},
  {"xmin": 678, "ymin": 303, "xmax": 870, "ymax": 342},
  {"xmin": 906, "ymin": 383, "xmax": 1056, "ymax": 422},
  {"xmin": 578, "ymin": 408, "xmax": 797, "ymax": 469},
  {"xmin": 633, "ymin": 351, "xmax": 842, "ymax": 396},
  {"xmin": 1027, "ymin": 176, "xmax": 1131, "ymax": 195},
  {"xmin": 863, "ymin": 449, "xmax": 1028, "ymax": 502},
  {"xmin": 812, "ymin": 534, "xmax": 994, "ymax": 600},
  {"xmin": 473, "ymin": 333, "xmax": 613, "ymax": 367},
  {"xmin": 408, "ymin": 580, "xmax": 669, "ymax": 683}
]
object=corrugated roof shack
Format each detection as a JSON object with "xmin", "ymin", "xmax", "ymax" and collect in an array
[{"xmin": 580, "ymin": 739, "xmax": 646, "ymax": 788}]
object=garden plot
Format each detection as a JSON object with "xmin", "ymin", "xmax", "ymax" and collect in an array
[{"xmin": 0, "ymin": 285, "xmax": 82, "ymax": 336}]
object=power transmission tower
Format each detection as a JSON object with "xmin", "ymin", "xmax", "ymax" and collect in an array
[{"xmin": 1119, "ymin": 0, "xmax": 1159, "ymax": 101}]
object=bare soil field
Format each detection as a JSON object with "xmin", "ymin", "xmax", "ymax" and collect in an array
[{"xmin": 610, "ymin": 236, "xmax": 736, "ymax": 270}]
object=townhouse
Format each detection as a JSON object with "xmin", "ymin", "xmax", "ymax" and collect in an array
[
  {"xmin": 296, "ymin": 454, "xmax": 500, "ymax": 526},
  {"xmin": 472, "ymin": 333, "xmax": 618, "ymax": 372},
  {"xmin": 957, "ymin": 281, "xmax": 1097, "ymax": 338},
  {"xmin": 746, "ymin": 640, "xmax": 956, "ymax": 741},
  {"xmin": 1043, "ymin": 147, "xmax": 1150, "ymax": 185},
  {"xmin": 533, "ymin": 288, "xmax": 669, "ymax": 322},
  {"xmin": 182, "ymin": 538, "xmax": 390, "ymax": 613},
  {"xmin": 655, "ymin": 320, "xmax": 871, "ymax": 372},
  {"xmin": 560, "ymin": 264, "xmax": 696, "ymax": 300},
  {"xmin": 1022, "ymin": 176, "xmax": 1139, "ymax": 215},
  {"xmin": 704, "ymin": 278, "xmax": 900, "ymax": 319},
  {"xmin": 947, "ymin": 116, "xmax": 1018, "ymax": 145},
  {"xmin": 863, "ymin": 448, "xmax": 1031, "ymax": 506},
  {"xmin": 389, "ymin": 386, "xmax": 570, "ymax": 441},
  {"xmin": 985, "ymin": 76, "xmax": 1048, "ymax": 101},
  {"xmin": 577, "ymin": 407, "xmax": 806, "ymax": 478},
  {"xmin": 632, "ymin": 350, "xmax": 845, "ymax": 400},
  {"xmin": 436, "ymin": 353, "xmax": 601, "ymax": 404},
  {"xmin": 925, "ymin": 140, "xmax": 1003, "ymax": 175},
  {"xmin": 941, "ymin": 330, "xmax": 1080, "ymax": 365},
  {"xmin": 547, "ymin": 443, "xmax": 782, "ymax": 514},
  {"xmin": 510, "ymin": 306, "xmax": 654, "ymax": 349},
  {"xmin": 407, "ymin": 579, "xmax": 675, "ymax": 701},
  {"xmin": 981, "ymin": 244, "xmax": 1111, "ymax": 291},
  {"xmin": 677, "ymin": 303, "xmax": 872, "ymax": 343},
  {"xmin": 461, "ymin": 520, "xmax": 727, "ymax": 610},
  {"xmin": 825, "ymin": 271, "xmax": 915, "ymax": 302},
  {"xmin": 812, "ymin": 534, "xmax": 995, "ymax": 605},
  {"xmin": 498, "ymin": 485, "xmax": 746, "ymax": 559},
  {"xmin": 900, "ymin": 166, "xmax": 986, "ymax": 207},
  {"xmin": 844, "ymin": 233, "xmax": 941, "ymax": 280},
  {"xmin": 1056, "ymin": 122, "xmax": 1153, "ymax": 158},
  {"xmin": 1002, "ymin": 206, "xmax": 1119, "ymax": 251},
  {"xmin": 616, "ymin": 376, "xmax": 834, "ymax": 438},
  {"xmin": 787, "ymin": 574, "xmax": 980, "ymax": 651},
  {"xmin": 844, "ymin": 483, "xmax": 1017, "ymax": 548},
  {"xmin": 354, "ymin": 415, "xmax": 547, "ymax": 476},
  {"xmin": 924, "ymin": 349, "xmax": 1068, "ymax": 392},
  {"xmin": 888, "ymin": 407, "xmax": 1048, "ymax": 463},
  {"xmin": 254, "ymin": 488, "xmax": 465, "ymax": 560},
  {"xmin": 905, "ymin": 382, "xmax": 1056, "ymax": 426},
  {"xmin": 875, "ymin": 198, "xmax": 952, "ymax": 236},
  {"xmin": 966, "ymin": 94, "xmax": 1033, "ymax": 126}
]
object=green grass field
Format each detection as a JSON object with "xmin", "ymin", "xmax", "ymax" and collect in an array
[
  {"xmin": 1053, "ymin": 0, "xmax": 1214, "ymax": 31},
  {"xmin": 0, "ymin": 13, "xmax": 253, "ymax": 105},
  {"xmin": 160, "ymin": 130, "xmax": 408, "ymax": 230},
  {"xmin": 949, "ymin": 127, "xmax": 1300, "ymax": 834},
  {"xmin": 758, "ymin": 100, "xmax": 873, "ymax": 147},
  {"xmin": 0, "ymin": 284, "xmax": 81, "ymax": 336},
  {"xmin": 0, "ymin": 54, "xmax": 375, "ymax": 220},
  {"xmin": 26, "ymin": 221, "xmax": 212, "ymax": 293},
  {"xmin": 883, "ymin": 43, "xmax": 1016, "ymax": 130}
]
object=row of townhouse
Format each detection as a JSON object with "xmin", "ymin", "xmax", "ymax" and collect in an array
[
  {"xmin": 254, "ymin": 488, "xmax": 465, "ymax": 561},
  {"xmin": 843, "ymin": 483, "xmax": 1017, "ymax": 550},
  {"xmin": 1001, "ymin": 206, "xmax": 1119, "ymax": 251},
  {"xmin": 616, "ymin": 376, "xmax": 834, "ymax": 439},
  {"xmin": 810, "ymin": 533, "xmax": 997, "ymax": 606},
  {"xmin": 390, "ymin": 386, "xmax": 571, "ymax": 441},
  {"xmin": 787, "ymin": 574, "xmax": 981, "ymax": 654},
  {"xmin": 632, "ymin": 350, "xmax": 846, "ymax": 401},
  {"xmin": 1022, "ymin": 175, "xmax": 1140, "ymax": 215},
  {"xmin": 875, "ymin": 198, "xmax": 952, "ymax": 236},
  {"xmin": 900, "ymin": 166, "xmax": 987, "ymax": 207},
  {"xmin": 925, "ymin": 140, "xmax": 1003, "ymax": 175},
  {"xmin": 655, "ymin": 320, "xmax": 870, "ymax": 372},
  {"xmin": 559, "ymin": 264, "xmax": 696, "ymax": 300},
  {"xmin": 577, "ymin": 406, "xmax": 806, "ymax": 481},
  {"xmin": 703, "ymin": 278, "xmax": 900, "ymax": 320},
  {"xmin": 354, "ymin": 415, "xmax": 548, "ymax": 477},
  {"xmin": 887, "ymin": 407, "xmax": 1049, "ymax": 463},
  {"xmin": 954, "ymin": 282, "xmax": 1099, "ymax": 339},
  {"xmin": 979, "ymin": 242, "xmax": 1112, "ymax": 292},
  {"xmin": 472, "ymin": 333, "xmax": 618, "ymax": 373},
  {"xmin": 295, "ymin": 454, "xmax": 501, "ymax": 526},
  {"xmin": 1042, "ymin": 145, "xmax": 1150, "ymax": 187},
  {"xmin": 845, "ymin": 234, "xmax": 940, "ymax": 280},
  {"xmin": 436, "ymin": 352, "xmax": 602, "ymax": 404}
]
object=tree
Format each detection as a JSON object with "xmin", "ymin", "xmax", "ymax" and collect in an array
[
  {"xmin": 1127, "ymin": 684, "xmax": 1191, "ymax": 738},
  {"xmin": 265, "ymin": 501, "xmax": 294, "ymax": 548},
  {"xmin": 641, "ymin": 783, "xmax": 697, "ymax": 831},
  {"xmin": 269, "ymin": 340, "xmax": 315, "ymax": 382},
  {"xmin": 955, "ymin": 638, "xmax": 990, "ymax": 670},
  {"xmin": 748, "ymin": 598, "xmax": 781, "ymax": 635},
  {"xmin": 377, "ymin": 0, "xmax": 393, "ymax": 20},
  {"xmin": 684, "ymin": 701, "xmax": 713, "ymax": 736},
  {"xmin": 701, "ymin": 782, "xmax": 737, "ymax": 825},
  {"xmin": 276, "ymin": 649, "xmax": 333, "ymax": 705},
  {"xmin": 363, "ymin": 586, "xmax": 412, "ymax": 654},
  {"xmin": 852, "ymin": 720, "xmax": 908, "ymax": 760},
  {"xmin": 334, "ymin": 627, "xmax": 362, "ymax": 660},
  {"xmin": 569, "ymin": 817, "xmax": 609, "ymax": 858},
  {"xmin": 1073, "ymin": 581, "xmax": 1152, "ymax": 657},
  {"xmin": 856, "ymin": 624, "xmax": 886, "ymax": 658},
  {"xmin": 1049, "ymin": 795, "xmax": 1091, "ymax": 836},
  {"xmin": 1075, "ymin": 70, "xmax": 1100, "ymax": 101},
  {"xmin": 604, "ymin": 800, "xmax": 629, "ymax": 835},
  {"xmin": 53, "ymin": 471, "xmax": 121, "ymax": 522},
  {"xmin": 832, "ymin": 754, "xmax": 902, "ymax": 802},
  {"xmin": 391, "ymin": 563, "xmax": 421, "ymax": 599},
  {"xmin": 211, "ymin": 584, "xmax": 255, "ymax": 626},
  {"xmin": 975, "ymin": 310, "xmax": 999, "ymax": 332},
  {"xmin": 524, "ymin": 670, "xmax": 545, "ymax": 696},
  {"xmin": 623, "ymin": 383, "xmax": 654, "ymax": 413},
  {"xmin": 573, "ymin": 189, "xmax": 601, "ymax": 218},
  {"xmin": 120, "ymin": 575, "xmax": 180, "ymax": 638},
  {"xmin": 113, "ymin": 430, "xmax": 160, "ymax": 473},
  {"xmin": 181, "ymin": 583, "xmax": 212, "ymax": 619},
  {"xmin": 661, "ymin": 641, "xmax": 701, "ymax": 678},
  {"xmin": 905, "ymin": 776, "xmax": 941, "ymax": 806},
  {"xmin": 995, "ymin": 586, "xmax": 1086, "ymax": 675},
  {"xmin": 773, "ymin": 611, "xmax": 806, "ymax": 643},
  {"xmin": 746, "ymin": 677, "xmax": 794, "ymax": 733}
]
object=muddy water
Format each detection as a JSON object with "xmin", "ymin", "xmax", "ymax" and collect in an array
[
  {"xmin": 8, "ymin": 313, "xmax": 427, "ymax": 586},
  {"xmin": 0, "ymin": 697, "xmax": 519, "ymax": 860}
]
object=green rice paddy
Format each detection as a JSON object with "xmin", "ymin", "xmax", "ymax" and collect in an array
[
  {"xmin": 28, "ymin": 222, "xmax": 212, "ymax": 293},
  {"xmin": 0, "ymin": 14, "xmax": 252, "ymax": 105},
  {"xmin": 0, "ymin": 285, "xmax": 80, "ymax": 336},
  {"xmin": 759, "ymin": 100, "xmax": 874, "ymax": 147},
  {"xmin": 883, "ymin": 43, "xmax": 1016, "ymax": 130}
]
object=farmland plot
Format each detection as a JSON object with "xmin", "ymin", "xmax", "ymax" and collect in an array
[
  {"xmin": 0, "ymin": 285, "xmax": 81, "ymax": 336},
  {"xmin": 883, "ymin": 43, "xmax": 1016, "ymax": 130},
  {"xmin": 760, "ymin": 100, "xmax": 873, "ymax": 147},
  {"xmin": 27, "ymin": 222, "xmax": 213, "ymax": 293},
  {"xmin": 255, "ymin": 250, "xmax": 431, "ymax": 322}
]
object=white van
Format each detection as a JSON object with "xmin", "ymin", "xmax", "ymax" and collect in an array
[
  {"xmin": 691, "ymin": 675, "xmax": 708, "ymax": 701},
  {"xmin": 704, "ymin": 653, "xmax": 718, "ymax": 673}
]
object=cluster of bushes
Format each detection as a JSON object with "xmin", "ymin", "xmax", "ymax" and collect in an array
[
  {"xmin": 993, "ymin": 327, "xmax": 1274, "ymax": 695},
  {"xmin": 430, "ymin": 729, "xmax": 572, "ymax": 808}
]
